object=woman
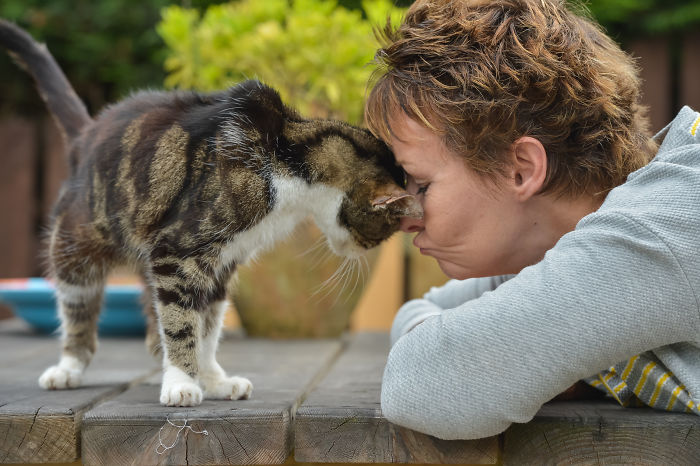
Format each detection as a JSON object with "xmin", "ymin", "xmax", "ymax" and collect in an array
[{"xmin": 364, "ymin": 0, "xmax": 700, "ymax": 440}]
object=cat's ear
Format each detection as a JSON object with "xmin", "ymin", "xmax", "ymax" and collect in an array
[{"xmin": 371, "ymin": 190, "xmax": 423, "ymax": 218}]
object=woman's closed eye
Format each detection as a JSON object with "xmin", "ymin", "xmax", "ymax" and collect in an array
[{"xmin": 405, "ymin": 173, "xmax": 429, "ymax": 196}]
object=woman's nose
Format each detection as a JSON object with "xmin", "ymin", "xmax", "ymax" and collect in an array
[{"xmin": 400, "ymin": 215, "xmax": 424, "ymax": 233}]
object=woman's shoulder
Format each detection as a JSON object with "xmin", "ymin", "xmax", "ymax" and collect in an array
[
  {"xmin": 653, "ymin": 106, "xmax": 700, "ymax": 155},
  {"xmin": 600, "ymin": 106, "xmax": 700, "ymax": 212}
]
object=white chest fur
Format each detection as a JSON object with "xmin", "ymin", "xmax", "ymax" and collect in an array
[{"xmin": 218, "ymin": 176, "xmax": 347, "ymax": 271}]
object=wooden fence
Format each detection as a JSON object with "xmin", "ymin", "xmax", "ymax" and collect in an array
[
  {"xmin": 1, "ymin": 34, "xmax": 699, "ymax": 325},
  {"xmin": 0, "ymin": 117, "xmax": 66, "ymax": 279}
]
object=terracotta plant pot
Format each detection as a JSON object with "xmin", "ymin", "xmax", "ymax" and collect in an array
[{"xmin": 231, "ymin": 222, "xmax": 379, "ymax": 338}]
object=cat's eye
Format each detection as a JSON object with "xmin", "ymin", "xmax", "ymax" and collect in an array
[{"xmin": 416, "ymin": 184, "xmax": 429, "ymax": 195}]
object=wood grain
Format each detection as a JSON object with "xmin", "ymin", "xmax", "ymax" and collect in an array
[
  {"xmin": 81, "ymin": 338, "xmax": 343, "ymax": 465},
  {"xmin": 503, "ymin": 400, "xmax": 700, "ymax": 465},
  {"xmin": 0, "ymin": 320, "xmax": 158, "ymax": 463},
  {"xmin": 295, "ymin": 332, "xmax": 499, "ymax": 464}
]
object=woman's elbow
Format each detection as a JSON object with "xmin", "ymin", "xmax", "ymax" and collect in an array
[{"xmin": 380, "ymin": 348, "xmax": 515, "ymax": 440}]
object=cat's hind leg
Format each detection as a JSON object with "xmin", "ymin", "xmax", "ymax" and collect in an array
[
  {"xmin": 199, "ymin": 300, "xmax": 253, "ymax": 401},
  {"xmin": 38, "ymin": 280, "xmax": 104, "ymax": 389},
  {"xmin": 39, "ymin": 222, "xmax": 109, "ymax": 389},
  {"xmin": 140, "ymin": 280, "xmax": 162, "ymax": 359}
]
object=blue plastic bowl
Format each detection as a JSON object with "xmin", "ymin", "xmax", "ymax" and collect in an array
[{"xmin": 0, "ymin": 278, "xmax": 145, "ymax": 336}]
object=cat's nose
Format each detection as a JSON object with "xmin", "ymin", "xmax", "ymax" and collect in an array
[{"xmin": 399, "ymin": 215, "xmax": 424, "ymax": 233}]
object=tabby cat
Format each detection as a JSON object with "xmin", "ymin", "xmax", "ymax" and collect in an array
[{"xmin": 0, "ymin": 20, "xmax": 421, "ymax": 406}]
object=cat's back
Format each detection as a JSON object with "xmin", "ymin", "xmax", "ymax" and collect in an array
[
  {"xmin": 73, "ymin": 81, "xmax": 286, "ymax": 171},
  {"xmin": 53, "ymin": 88, "xmax": 233, "ymax": 237},
  {"xmin": 56, "ymin": 83, "xmax": 281, "ymax": 245},
  {"xmin": 79, "ymin": 89, "xmax": 228, "ymax": 158}
]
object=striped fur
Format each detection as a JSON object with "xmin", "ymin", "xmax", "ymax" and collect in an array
[{"xmin": 2, "ymin": 20, "xmax": 422, "ymax": 406}]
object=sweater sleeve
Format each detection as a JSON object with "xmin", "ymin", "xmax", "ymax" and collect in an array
[
  {"xmin": 381, "ymin": 212, "xmax": 700, "ymax": 440},
  {"xmin": 390, "ymin": 275, "xmax": 515, "ymax": 345}
]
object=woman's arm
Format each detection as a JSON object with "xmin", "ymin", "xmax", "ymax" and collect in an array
[
  {"xmin": 390, "ymin": 275, "xmax": 515, "ymax": 345},
  {"xmin": 382, "ymin": 211, "xmax": 700, "ymax": 440}
]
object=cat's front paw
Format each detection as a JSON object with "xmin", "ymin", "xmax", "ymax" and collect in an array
[
  {"xmin": 202, "ymin": 375, "xmax": 253, "ymax": 400},
  {"xmin": 160, "ymin": 382, "xmax": 203, "ymax": 406},
  {"xmin": 38, "ymin": 365, "xmax": 82, "ymax": 389}
]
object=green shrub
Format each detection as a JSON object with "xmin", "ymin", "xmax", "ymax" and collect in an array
[
  {"xmin": 0, "ymin": 0, "xmax": 224, "ymax": 114},
  {"xmin": 157, "ymin": 0, "xmax": 406, "ymax": 124},
  {"xmin": 577, "ymin": 0, "xmax": 700, "ymax": 40}
]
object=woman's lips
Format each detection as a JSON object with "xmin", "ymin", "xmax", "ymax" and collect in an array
[{"xmin": 412, "ymin": 235, "xmax": 432, "ymax": 256}]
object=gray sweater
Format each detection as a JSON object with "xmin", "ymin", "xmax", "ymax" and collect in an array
[{"xmin": 382, "ymin": 106, "xmax": 700, "ymax": 440}]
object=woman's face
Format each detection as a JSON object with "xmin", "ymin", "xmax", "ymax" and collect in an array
[{"xmin": 390, "ymin": 114, "xmax": 539, "ymax": 279}]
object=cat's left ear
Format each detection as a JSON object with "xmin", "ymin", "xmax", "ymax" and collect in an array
[{"xmin": 371, "ymin": 190, "xmax": 423, "ymax": 218}]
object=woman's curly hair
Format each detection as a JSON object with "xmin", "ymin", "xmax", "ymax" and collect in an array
[{"xmin": 365, "ymin": 0, "xmax": 657, "ymax": 197}]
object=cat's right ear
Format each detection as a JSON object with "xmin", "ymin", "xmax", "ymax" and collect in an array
[{"xmin": 371, "ymin": 190, "xmax": 423, "ymax": 218}]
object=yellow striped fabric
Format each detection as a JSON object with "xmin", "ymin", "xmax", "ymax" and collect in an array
[
  {"xmin": 584, "ymin": 352, "xmax": 700, "ymax": 414},
  {"xmin": 691, "ymin": 114, "xmax": 700, "ymax": 137}
]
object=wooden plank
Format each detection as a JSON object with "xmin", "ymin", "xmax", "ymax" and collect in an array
[
  {"xmin": 0, "ymin": 320, "xmax": 158, "ymax": 463},
  {"xmin": 503, "ymin": 400, "xmax": 700, "ymax": 465},
  {"xmin": 0, "ymin": 318, "xmax": 56, "ymax": 363},
  {"xmin": 0, "ymin": 118, "xmax": 38, "ymax": 278},
  {"xmin": 81, "ymin": 338, "xmax": 343, "ymax": 465},
  {"xmin": 295, "ymin": 333, "xmax": 499, "ymax": 464}
]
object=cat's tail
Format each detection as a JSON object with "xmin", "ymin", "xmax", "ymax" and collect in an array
[{"xmin": 0, "ymin": 19, "xmax": 92, "ymax": 144}]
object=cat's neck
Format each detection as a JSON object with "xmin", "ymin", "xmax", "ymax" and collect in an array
[{"xmin": 219, "ymin": 174, "xmax": 346, "ymax": 266}]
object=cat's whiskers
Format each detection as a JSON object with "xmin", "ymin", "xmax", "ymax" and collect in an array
[
  {"xmin": 345, "ymin": 257, "xmax": 362, "ymax": 300},
  {"xmin": 359, "ymin": 255, "xmax": 369, "ymax": 290},
  {"xmin": 342, "ymin": 256, "xmax": 367, "ymax": 305},
  {"xmin": 311, "ymin": 256, "xmax": 349, "ymax": 300},
  {"xmin": 302, "ymin": 238, "xmax": 337, "ymax": 272},
  {"xmin": 297, "ymin": 236, "xmax": 332, "ymax": 271},
  {"xmin": 296, "ymin": 233, "xmax": 325, "ymax": 258},
  {"xmin": 309, "ymin": 247, "xmax": 334, "ymax": 272},
  {"xmin": 311, "ymin": 253, "xmax": 367, "ymax": 307}
]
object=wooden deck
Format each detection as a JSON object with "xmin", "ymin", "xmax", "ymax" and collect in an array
[
  {"xmin": 1, "ymin": 318, "xmax": 699, "ymax": 465},
  {"xmin": 295, "ymin": 333, "xmax": 498, "ymax": 464}
]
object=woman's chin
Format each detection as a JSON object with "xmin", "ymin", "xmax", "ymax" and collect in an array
[
  {"xmin": 435, "ymin": 259, "xmax": 472, "ymax": 280},
  {"xmin": 435, "ymin": 257, "xmax": 508, "ymax": 281}
]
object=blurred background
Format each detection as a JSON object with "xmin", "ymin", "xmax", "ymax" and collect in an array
[{"xmin": 0, "ymin": 0, "xmax": 699, "ymax": 334}]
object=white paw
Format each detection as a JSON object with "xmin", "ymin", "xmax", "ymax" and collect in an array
[
  {"xmin": 39, "ymin": 364, "xmax": 82, "ymax": 389},
  {"xmin": 202, "ymin": 375, "xmax": 253, "ymax": 400},
  {"xmin": 160, "ymin": 381, "xmax": 203, "ymax": 406}
]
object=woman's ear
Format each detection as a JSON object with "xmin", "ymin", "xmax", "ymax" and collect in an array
[{"xmin": 509, "ymin": 137, "xmax": 547, "ymax": 201}]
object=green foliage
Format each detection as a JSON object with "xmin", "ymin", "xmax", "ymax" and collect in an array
[
  {"xmin": 0, "ymin": 0, "xmax": 224, "ymax": 114},
  {"xmin": 579, "ymin": 0, "xmax": 700, "ymax": 40},
  {"xmin": 5, "ymin": 0, "xmax": 694, "ymax": 118},
  {"xmin": 157, "ymin": 0, "xmax": 406, "ymax": 124}
]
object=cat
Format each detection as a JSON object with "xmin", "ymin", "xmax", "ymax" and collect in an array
[{"xmin": 0, "ymin": 19, "xmax": 421, "ymax": 406}]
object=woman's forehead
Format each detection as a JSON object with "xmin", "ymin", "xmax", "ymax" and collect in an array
[
  {"xmin": 388, "ymin": 112, "xmax": 433, "ymax": 142},
  {"xmin": 389, "ymin": 113, "xmax": 452, "ymax": 167}
]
